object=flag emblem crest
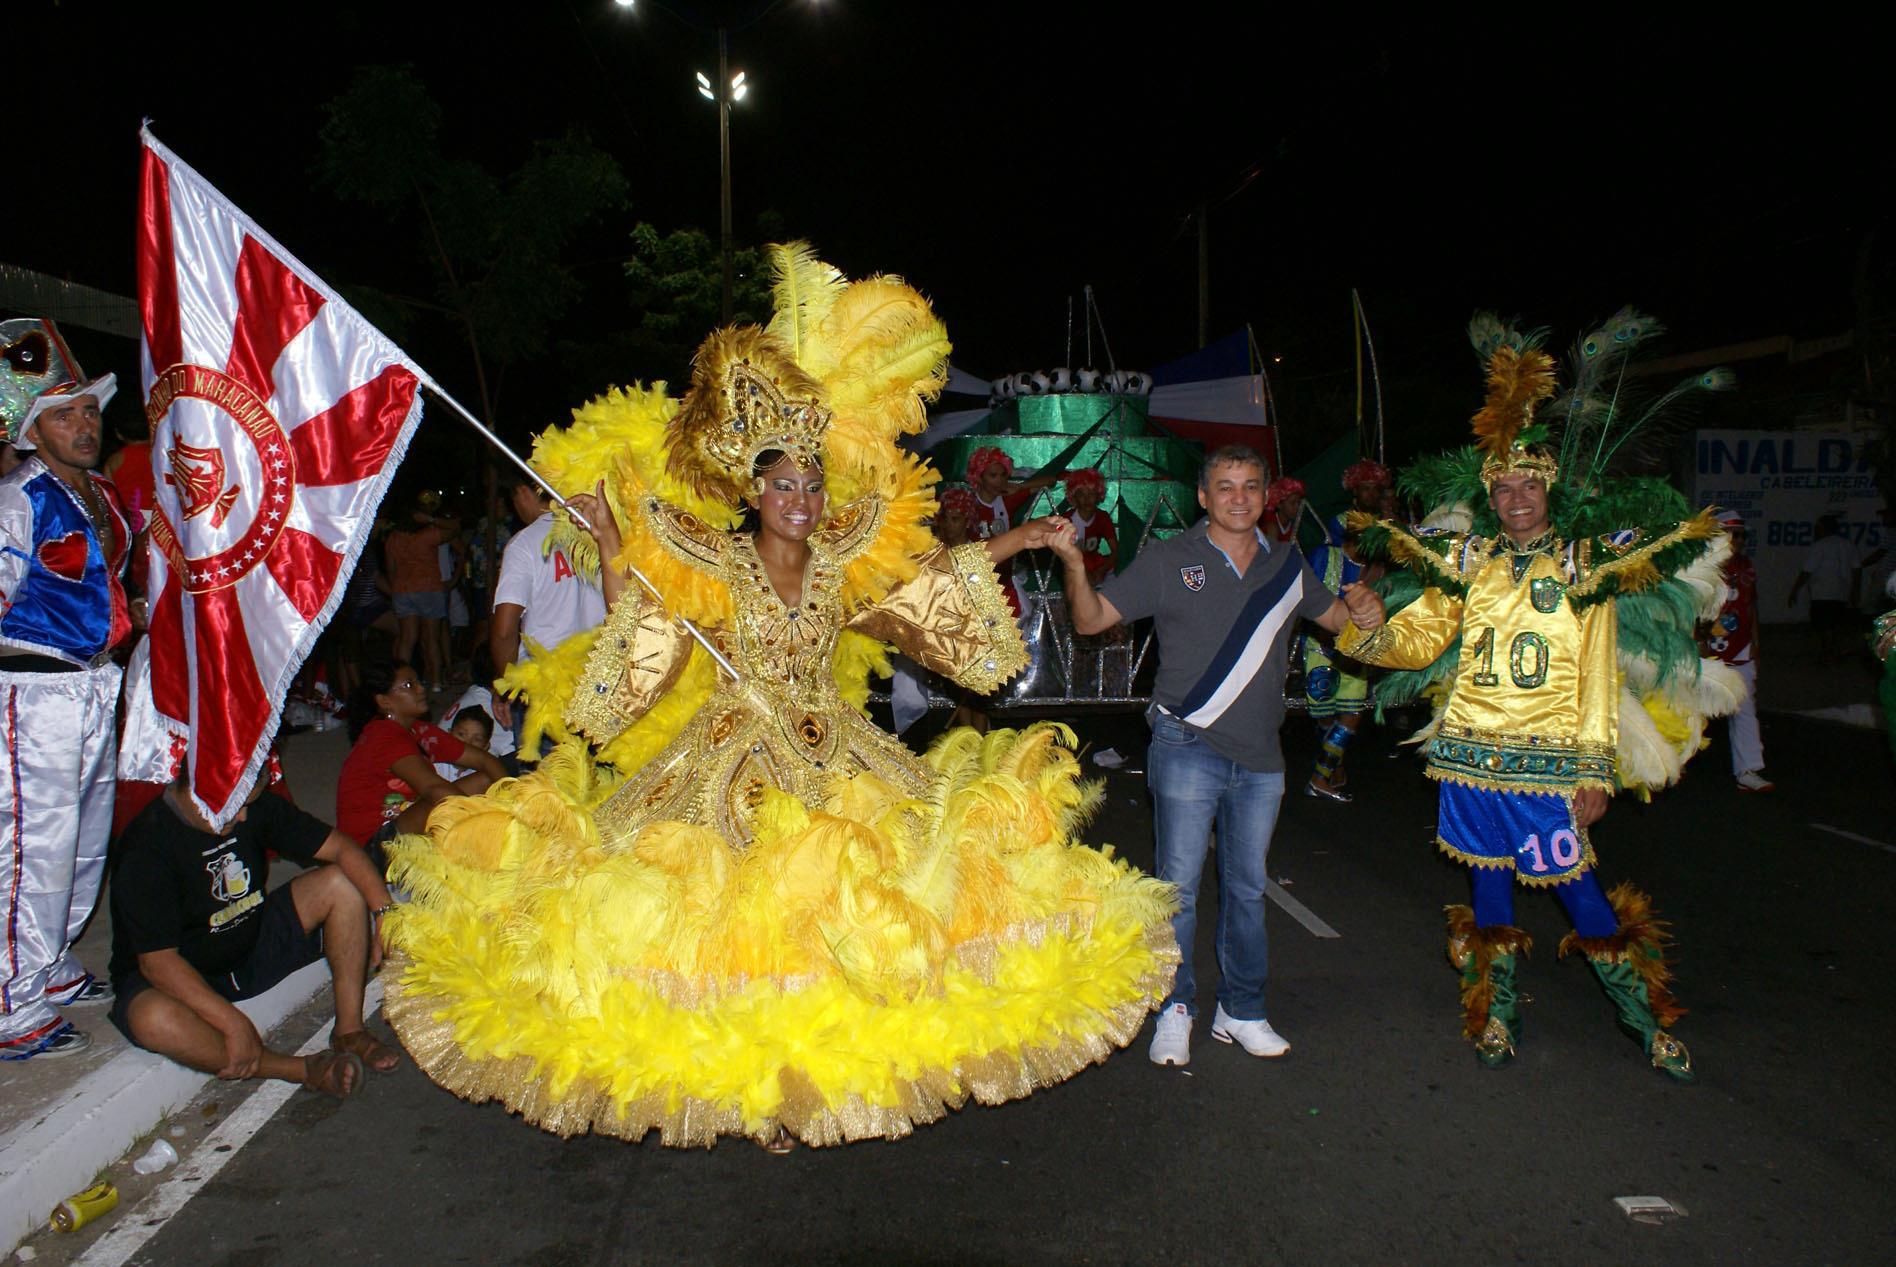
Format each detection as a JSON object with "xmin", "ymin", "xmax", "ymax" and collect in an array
[
  {"xmin": 162, "ymin": 432, "xmax": 242, "ymax": 532},
  {"xmin": 150, "ymin": 366, "xmax": 289, "ymax": 581},
  {"xmin": 1180, "ymin": 564, "xmax": 1207, "ymax": 591}
]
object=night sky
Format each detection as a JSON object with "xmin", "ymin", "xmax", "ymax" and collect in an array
[{"xmin": 14, "ymin": 2, "xmax": 1886, "ymax": 480}]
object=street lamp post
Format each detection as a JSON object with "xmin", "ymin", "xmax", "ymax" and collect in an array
[
  {"xmin": 717, "ymin": 28, "xmax": 733, "ymax": 323},
  {"xmin": 697, "ymin": 41, "xmax": 746, "ymax": 323},
  {"xmin": 620, "ymin": 1, "xmax": 762, "ymax": 325}
]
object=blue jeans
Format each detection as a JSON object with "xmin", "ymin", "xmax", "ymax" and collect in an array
[{"xmin": 1146, "ymin": 713, "xmax": 1285, "ymax": 1020}]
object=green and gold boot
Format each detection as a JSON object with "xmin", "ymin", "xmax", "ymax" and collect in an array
[
  {"xmin": 1559, "ymin": 883, "xmax": 1694, "ymax": 1083},
  {"xmin": 1446, "ymin": 904, "xmax": 1532, "ymax": 1069}
]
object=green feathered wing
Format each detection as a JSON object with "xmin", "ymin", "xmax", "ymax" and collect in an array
[{"xmin": 1571, "ymin": 513, "xmax": 1744, "ymax": 795}]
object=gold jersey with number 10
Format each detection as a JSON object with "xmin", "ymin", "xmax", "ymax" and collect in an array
[{"xmin": 1338, "ymin": 529, "xmax": 1621, "ymax": 798}]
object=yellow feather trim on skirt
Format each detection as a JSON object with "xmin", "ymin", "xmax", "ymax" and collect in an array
[{"xmin": 382, "ymin": 723, "xmax": 1178, "ymax": 1147}]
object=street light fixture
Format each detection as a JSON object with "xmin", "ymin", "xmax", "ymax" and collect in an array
[{"xmin": 696, "ymin": 69, "xmax": 745, "ymax": 102}]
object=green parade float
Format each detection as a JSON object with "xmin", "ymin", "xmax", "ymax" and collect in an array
[{"xmin": 931, "ymin": 384, "xmax": 1206, "ymax": 705}]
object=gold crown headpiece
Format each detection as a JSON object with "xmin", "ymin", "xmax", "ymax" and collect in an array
[
  {"xmin": 666, "ymin": 326, "xmax": 831, "ymax": 504},
  {"xmin": 1471, "ymin": 346, "xmax": 1559, "ymax": 490},
  {"xmin": 1478, "ymin": 446, "xmax": 1560, "ymax": 489}
]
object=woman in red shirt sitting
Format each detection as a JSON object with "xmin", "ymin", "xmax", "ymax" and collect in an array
[{"xmin": 337, "ymin": 662, "xmax": 507, "ymax": 859}]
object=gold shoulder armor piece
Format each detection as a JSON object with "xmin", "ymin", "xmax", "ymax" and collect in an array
[
  {"xmin": 811, "ymin": 494, "xmax": 887, "ymax": 566},
  {"xmin": 641, "ymin": 497, "xmax": 728, "ymax": 572}
]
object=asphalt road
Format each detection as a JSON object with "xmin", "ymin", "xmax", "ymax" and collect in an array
[{"xmin": 65, "ymin": 711, "xmax": 1896, "ymax": 1265}]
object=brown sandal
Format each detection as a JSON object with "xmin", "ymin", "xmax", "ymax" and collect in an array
[
  {"xmin": 303, "ymin": 1048, "xmax": 364, "ymax": 1098},
  {"xmin": 332, "ymin": 1028, "xmax": 402, "ymax": 1073}
]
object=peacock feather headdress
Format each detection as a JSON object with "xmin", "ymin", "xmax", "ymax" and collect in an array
[
  {"xmin": 1398, "ymin": 309, "xmax": 1735, "ymax": 539},
  {"xmin": 1547, "ymin": 307, "xmax": 1737, "ymax": 494}
]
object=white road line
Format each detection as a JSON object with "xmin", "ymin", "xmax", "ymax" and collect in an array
[
  {"xmin": 1811, "ymin": 823, "xmax": 1896, "ymax": 855},
  {"xmin": 1267, "ymin": 881, "xmax": 1341, "ymax": 939},
  {"xmin": 75, "ymin": 977, "xmax": 384, "ymax": 1267}
]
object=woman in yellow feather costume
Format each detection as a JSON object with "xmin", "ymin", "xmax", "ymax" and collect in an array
[{"xmin": 381, "ymin": 245, "xmax": 1178, "ymax": 1148}]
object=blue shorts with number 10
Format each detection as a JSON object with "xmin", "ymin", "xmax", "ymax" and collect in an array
[{"xmin": 1436, "ymin": 782, "xmax": 1597, "ymax": 886}]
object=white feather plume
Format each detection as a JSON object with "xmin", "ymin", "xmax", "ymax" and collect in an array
[
  {"xmin": 1616, "ymin": 686, "xmax": 1684, "ymax": 790},
  {"xmin": 1687, "ymin": 657, "xmax": 1746, "ymax": 719},
  {"xmin": 1421, "ymin": 502, "xmax": 1474, "ymax": 534}
]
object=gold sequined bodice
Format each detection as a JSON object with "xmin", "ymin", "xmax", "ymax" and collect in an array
[
  {"xmin": 593, "ymin": 534, "xmax": 933, "ymax": 849},
  {"xmin": 565, "ymin": 497, "xmax": 1028, "ymax": 851},
  {"xmin": 726, "ymin": 535, "xmax": 844, "ymax": 714}
]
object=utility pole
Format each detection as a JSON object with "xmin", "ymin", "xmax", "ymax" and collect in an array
[
  {"xmin": 627, "ymin": 3, "xmax": 766, "ymax": 325},
  {"xmin": 717, "ymin": 26, "xmax": 734, "ymax": 323},
  {"xmin": 1196, "ymin": 202, "xmax": 1210, "ymax": 350}
]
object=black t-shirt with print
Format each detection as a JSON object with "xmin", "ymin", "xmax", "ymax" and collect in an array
[{"xmin": 109, "ymin": 790, "xmax": 332, "ymax": 983}]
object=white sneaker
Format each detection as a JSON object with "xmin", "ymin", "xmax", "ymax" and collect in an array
[
  {"xmin": 1148, "ymin": 1002, "xmax": 1192, "ymax": 1066},
  {"xmin": 1211, "ymin": 1003, "xmax": 1290, "ymax": 1058},
  {"xmin": 1736, "ymin": 770, "xmax": 1775, "ymax": 792}
]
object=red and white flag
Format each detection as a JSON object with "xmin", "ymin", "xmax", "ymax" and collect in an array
[{"xmin": 124, "ymin": 127, "xmax": 425, "ymax": 827}]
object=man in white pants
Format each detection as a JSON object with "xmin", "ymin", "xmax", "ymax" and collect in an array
[
  {"xmin": 0, "ymin": 319, "xmax": 135, "ymax": 1059},
  {"xmin": 1702, "ymin": 510, "xmax": 1771, "ymax": 791}
]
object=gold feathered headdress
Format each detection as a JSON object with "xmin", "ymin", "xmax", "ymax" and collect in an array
[
  {"xmin": 1473, "ymin": 345, "xmax": 1560, "ymax": 489},
  {"xmin": 661, "ymin": 242, "xmax": 953, "ymax": 506},
  {"xmin": 665, "ymin": 327, "xmax": 830, "ymax": 504}
]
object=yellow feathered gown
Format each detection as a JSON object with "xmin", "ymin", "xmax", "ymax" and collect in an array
[{"xmin": 380, "ymin": 391, "xmax": 1179, "ymax": 1148}]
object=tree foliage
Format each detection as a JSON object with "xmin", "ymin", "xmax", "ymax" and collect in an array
[
  {"xmin": 315, "ymin": 64, "xmax": 629, "ymax": 412},
  {"xmin": 621, "ymin": 213, "xmax": 783, "ymax": 378}
]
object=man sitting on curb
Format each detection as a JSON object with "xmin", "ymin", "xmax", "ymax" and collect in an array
[{"xmin": 107, "ymin": 773, "xmax": 400, "ymax": 1097}]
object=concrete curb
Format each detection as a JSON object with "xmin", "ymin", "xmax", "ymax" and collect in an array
[{"xmin": 0, "ymin": 960, "xmax": 330, "ymax": 1252}]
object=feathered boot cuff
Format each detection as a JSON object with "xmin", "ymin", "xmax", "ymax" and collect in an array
[
  {"xmin": 1446, "ymin": 904, "xmax": 1533, "ymax": 1044},
  {"xmin": 1559, "ymin": 883, "xmax": 1693, "ymax": 1081},
  {"xmin": 1556, "ymin": 882, "xmax": 1685, "ymax": 1028}
]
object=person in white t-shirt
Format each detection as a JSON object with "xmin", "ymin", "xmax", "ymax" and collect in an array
[
  {"xmin": 489, "ymin": 478, "xmax": 606, "ymax": 740},
  {"xmin": 1789, "ymin": 515, "xmax": 1884, "ymax": 660}
]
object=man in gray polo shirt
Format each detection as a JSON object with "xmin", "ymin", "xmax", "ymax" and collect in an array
[{"xmin": 1052, "ymin": 445, "xmax": 1381, "ymax": 1066}]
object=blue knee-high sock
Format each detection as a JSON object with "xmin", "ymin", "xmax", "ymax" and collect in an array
[
  {"xmin": 1551, "ymin": 869, "xmax": 1620, "ymax": 938},
  {"xmin": 1470, "ymin": 865, "xmax": 1516, "ymax": 928},
  {"xmin": 1312, "ymin": 720, "xmax": 1354, "ymax": 783}
]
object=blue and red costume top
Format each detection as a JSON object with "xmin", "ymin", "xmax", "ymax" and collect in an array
[{"xmin": 0, "ymin": 457, "xmax": 133, "ymax": 665}]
